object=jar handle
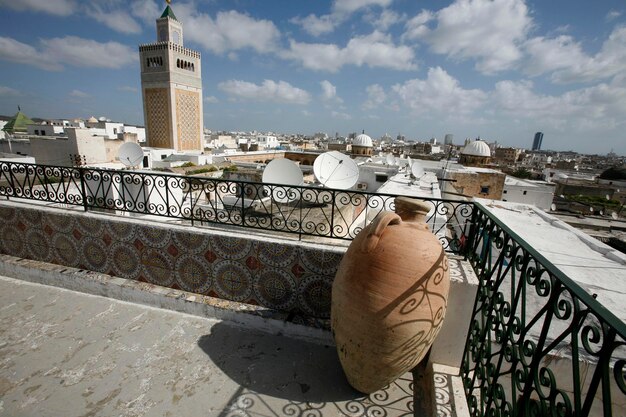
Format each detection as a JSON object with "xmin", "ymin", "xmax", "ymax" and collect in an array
[{"xmin": 362, "ymin": 211, "xmax": 401, "ymax": 253}]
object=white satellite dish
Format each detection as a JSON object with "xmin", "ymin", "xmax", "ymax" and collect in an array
[
  {"xmin": 611, "ymin": 211, "xmax": 619, "ymax": 220},
  {"xmin": 262, "ymin": 158, "xmax": 303, "ymax": 203},
  {"xmin": 313, "ymin": 151, "xmax": 360, "ymax": 190},
  {"xmin": 550, "ymin": 203, "xmax": 556, "ymax": 211},
  {"xmin": 411, "ymin": 161, "xmax": 425, "ymax": 179},
  {"xmin": 118, "ymin": 142, "xmax": 144, "ymax": 168},
  {"xmin": 386, "ymin": 154, "xmax": 395, "ymax": 166}
]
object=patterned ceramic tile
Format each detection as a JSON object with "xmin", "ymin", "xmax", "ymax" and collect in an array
[
  {"xmin": 106, "ymin": 221, "xmax": 136, "ymax": 242},
  {"xmin": 51, "ymin": 234, "xmax": 79, "ymax": 267},
  {"xmin": 212, "ymin": 235, "xmax": 253, "ymax": 260},
  {"xmin": 80, "ymin": 236, "xmax": 109, "ymax": 272},
  {"xmin": 297, "ymin": 273, "xmax": 333, "ymax": 318},
  {"xmin": 172, "ymin": 231, "xmax": 210, "ymax": 254},
  {"xmin": 0, "ymin": 206, "xmax": 17, "ymax": 223},
  {"xmin": 20, "ymin": 208, "xmax": 41, "ymax": 226},
  {"xmin": 299, "ymin": 247, "xmax": 343, "ymax": 275},
  {"xmin": 138, "ymin": 226, "xmax": 171, "ymax": 248},
  {"xmin": 109, "ymin": 241, "xmax": 142, "ymax": 279},
  {"xmin": 257, "ymin": 241, "xmax": 297, "ymax": 267},
  {"xmin": 174, "ymin": 253, "xmax": 212, "ymax": 293},
  {"xmin": 253, "ymin": 267, "xmax": 297, "ymax": 311},
  {"xmin": 45, "ymin": 212, "xmax": 75, "ymax": 234},
  {"xmin": 213, "ymin": 260, "xmax": 253, "ymax": 302},
  {"xmin": 76, "ymin": 216, "xmax": 105, "ymax": 237},
  {"xmin": 0, "ymin": 224, "xmax": 25, "ymax": 258},
  {"xmin": 140, "ymin": 248, "xmax": 175, "ymax": 287}
]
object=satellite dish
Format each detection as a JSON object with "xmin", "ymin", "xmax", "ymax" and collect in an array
[
  {"xmin": 550, "ymin": 203, "xmax": 556, "ymax": 211},
  {"xmin": 118, "ymin": 142, "xmax": 144, "ymax": 168},
  {"xmin": 407, "ymin": 156, "xmax": 412, "ymax": 167},
  {"xmin": 411, "ymin": 161, "xmax": 425, "ymax": 179},
  {"xmin": 386, "ymin": 154, "xmax": 395, "ymax": 166},
  {"xmin": 262, "ymin": 158, "xmax": 304, "ymax": 203},
  {"xmin": 313, "ymin": 151, "xmax": 360, "ymax": 190},
  {"xmin": 611, "ymin": 212, "xmax": 619, "ymax": 220}
]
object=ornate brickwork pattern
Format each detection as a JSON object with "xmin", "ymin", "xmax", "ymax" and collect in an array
[
  {"xmin": 175, "ymin": 89, "xmax": 201, "ymax": 151},
  {"xmin": 0, "ymin": 205, "xmax": 346, "ymax": 318},
  {"xmin": 144, "ymin": 88, "xmax": 171, "ymax": 148}
]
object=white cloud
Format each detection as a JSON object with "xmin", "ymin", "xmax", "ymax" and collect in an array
[
  {"xmin": 404, "ymin": 0, "xmax": 532, "ymax": 74},
  {"xmin": 173, "ymin": 6, "xmax": 280, "ymax": 55},
  {"xmin": 129, "ymin": 0, "xmax": 160, "ymax": 23},
  {"xmin": 69, "ymin": 89, "xmax": 90, "ymax": 98},
  {"xmin": 204, "ymin": 96, "xmax": 219, "ymax": 103},
  {"xmin": 290, "ymin": 14, "xmax": 338, "ymax": 37},
  {"xmin": 0, "ymin": 36, "xmax": 59, "ymax": 70},
  {"xmin": 0, "ymin": 86, "xmax": 20, "ymax": 96},
  {"xmin": 331, "ymin": 111, "xmax": 352, "ymax": 120},
  {"xmin": 0, "ymin": 0, "xmax": 76, "ymax": 16},
  {"xmin": 218, "ymin": 79, "xmax": 311, "ymax": 105},
  {"xmin": 392, "ymin": 67, "xmax": 488, "ymax": 115},
  {"xmin": 548, "ymin": 26, "xmax": 626, "ymax": 84},
  {"xmin": 606, "ymin": 10, "xmax": 622, "ymax": 21},
  {"xmin": 333, "ymin": 0, "xmax": 394, "ymax": 14},
  {"xmin": 285, "ymin": 31, "xmax": 416, "ymax": 72},
  {"xmin": 41, "ymin": 36, "xmax": 136, "ymax": 69},
  {"xmin": 118, "ymin": 86, "xmax": 138, "ymax": 93},
  {"xmin": 320, "ymin": 80, "xmax": 343, "ymax": 103},
  {"xmin": 363, "ymin": 84, "xmax": 386, "ymax": 109},
  {"xmin": 523, "ymin": 35, "xmax": 587, "ymax": 77},
  {"xmin": 291, "ymin": 0, "xmax": 394, "ymax": 36},
  {"xmin": 0, "ymin": 36, "xmax": 136, "ymax": 71},
  {"xmin": 85, "ymin": 4, "xmax": 142, "ymax": 34},
  {"xmin": 366, "ymin": 9, "xmax": 406, "ymax": 31}
]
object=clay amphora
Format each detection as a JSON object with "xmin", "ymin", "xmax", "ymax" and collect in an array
[{"xmin": 331, "ymin": 197, "xmax": 450, "ymax": 393}]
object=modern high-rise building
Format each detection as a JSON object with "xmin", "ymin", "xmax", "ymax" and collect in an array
[
  {"xmin": 444, "ymin": 134, "xmax": 454, "ymax": 145},
  {"xmin": 532, "ymin": 132, "xmax": 543, "ymax": 151},
  {"xmin": 139, "ymin": 2, "xmax": 203, "ymax": 152}
]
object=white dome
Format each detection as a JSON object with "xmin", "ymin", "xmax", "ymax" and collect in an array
[
  {"xmin": 354, "ymin": 133, "xmax": 373, "ymax": 147},
  {"xmin": 462, "ymin": 140, "xmax": 491, "ymax": 157}
]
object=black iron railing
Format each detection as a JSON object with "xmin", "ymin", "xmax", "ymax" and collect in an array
[
  {"xmin": 461, "ymin": 200, "xmax": 626, "ymax": 417},
  {"xmin": 0, "ymin": 161, "xmax": 473, "ymax": 249}
]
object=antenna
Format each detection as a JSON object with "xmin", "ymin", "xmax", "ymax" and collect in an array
[
  {"xmin": 313, "ymin": 151, "xmax": 360, "ymax": 190},
  {"xmin": 118, "ymin": 142, "xmax": 144, "ymax": 168},
  {"xmin": 262, "ymin": 158, "xmax": 304, "ymax": 203},
  {"xmin": 411, "ymin": 161, "xmax": 425, "ymax": 179}
]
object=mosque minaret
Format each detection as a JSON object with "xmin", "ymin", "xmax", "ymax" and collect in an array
[{"xmin": 139, "ymin": 0, "xmax": 203, "ymax": 152}]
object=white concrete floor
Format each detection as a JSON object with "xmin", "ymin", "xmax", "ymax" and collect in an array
[{"xmin": 0, "ymin": 276, "xmax": 415, "ymax": 417}]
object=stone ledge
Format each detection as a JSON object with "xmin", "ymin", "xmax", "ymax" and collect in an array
[{"xmin": 0, "ymin": 254, "xmax": 332, "ymax": 345}]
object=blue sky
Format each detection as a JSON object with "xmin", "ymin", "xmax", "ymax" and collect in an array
[{"xmin": 0, "ymin": 0, "xmax": 625, "ymax": 155}]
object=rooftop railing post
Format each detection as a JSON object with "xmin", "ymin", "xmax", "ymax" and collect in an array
[
  {"xmin": 463, "ymin": 202, "xmax": 479, "ymax": 260},
  {"xmin": 78, "ymin": 167, "xmax": 88, "ymax": 212},
  {"xmin": 330, "ymin": 190, "xmax": 336, "ymax": 239}
]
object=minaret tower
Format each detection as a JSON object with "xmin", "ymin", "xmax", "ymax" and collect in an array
[{"xmin": 139, "ymin": 0, "xmax": 203, "ymax": 151}]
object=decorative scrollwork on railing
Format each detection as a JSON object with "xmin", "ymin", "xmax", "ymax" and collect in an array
[
  {"xmin": 462, "ymin": 204, "xmax": 626, "ymax": 417},
  {"xmin": 0, "ymin": 161, "xmax": 473, "ymax": 249}
]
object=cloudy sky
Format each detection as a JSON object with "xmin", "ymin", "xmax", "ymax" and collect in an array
[{"xmin": 0, "ymin": 0, "xmax": 625, "ymax": 154}]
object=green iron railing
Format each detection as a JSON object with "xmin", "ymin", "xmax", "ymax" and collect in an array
[{"xmin": 461, "ymin": 201, "xmax": 626, "ymax": 417}]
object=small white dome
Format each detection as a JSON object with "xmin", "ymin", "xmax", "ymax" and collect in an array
[
  {"xmin": 462, "ymin": 140, "xmax": 491, "ymax": 157},
  {"xmin": 354, "ymin": 133, "xmax": 373, "ymax": 147}
]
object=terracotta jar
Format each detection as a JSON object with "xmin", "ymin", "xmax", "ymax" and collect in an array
[{"xmin": 332, "ymin": 197, "xmax": 450, "ymax": 393}]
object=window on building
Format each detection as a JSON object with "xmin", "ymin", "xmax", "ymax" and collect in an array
[
  {"xmin": 480, "ymin": 186, "xmax": 490, "ymax": 194},
  {"xmin": 161, "ymin": 155, "xmax": 167, "ymax": 160},
  {"xmin": 503, "ymin": 190, "xmax": 507, "ymax": 194},
  {"xmin": 523, "ymin": 190, "xmax": 527, "ymax": 195},
  {"xmin": 375, "ymin": 173, "xmax": 388, "ymax": 182},
  {"xmin": 143, "ymin": 156, "xmax": 149, "ymax": 168}
]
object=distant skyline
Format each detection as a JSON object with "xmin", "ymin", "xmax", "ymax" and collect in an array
[{"xmin": 0, "ymin": 0, "xmax": 625, "ymax": 155}]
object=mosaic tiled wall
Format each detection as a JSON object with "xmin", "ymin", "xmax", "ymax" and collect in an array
[{"xmin": 0, "ymin": 204, "xmax": 344, "ymax": 318}]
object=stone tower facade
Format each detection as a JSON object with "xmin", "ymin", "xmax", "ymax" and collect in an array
[{"xmin": 139, "ymin": 3, "xmax": 203, "ymax": 152}]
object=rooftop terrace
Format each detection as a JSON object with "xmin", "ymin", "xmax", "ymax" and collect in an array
[{"xmin": 0, "ymin": 160, "xmax": 624, "ymax": 416}]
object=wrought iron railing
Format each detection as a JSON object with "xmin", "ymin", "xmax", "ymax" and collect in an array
[
  {"xmin": 0, "ymin": 161, "xmax": 473, "ymax": 249},
  {"xmin": 462, "ymin": 200, "xmax": 626, "ymax": 417}
]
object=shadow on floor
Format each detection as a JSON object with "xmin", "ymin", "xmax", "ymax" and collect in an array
[{"xmin": 197, "ymin": 321, "xmax": 361, "ymax": 403}]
